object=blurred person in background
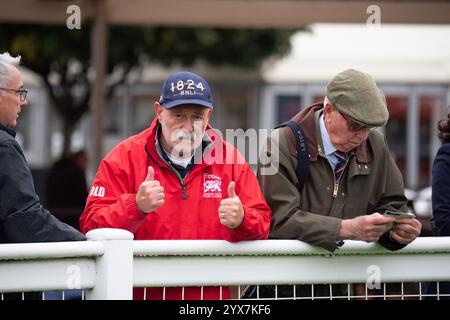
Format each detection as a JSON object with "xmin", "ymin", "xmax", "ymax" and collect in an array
[
  {"xmin": 432, "ymin": 109, "xmax": 450, "ymax": 236},
  {"xmin": 428, "ymin": 108, "xmax": 450, "ymax": 299},
  {"xmin": 47, "ymin": 149, "xmax": 89, "ymax": 230}
]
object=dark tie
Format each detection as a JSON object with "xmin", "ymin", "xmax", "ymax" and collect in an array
[{"xmin": 334, "ymin": 150, "xmax": 347, "ymax": 181}]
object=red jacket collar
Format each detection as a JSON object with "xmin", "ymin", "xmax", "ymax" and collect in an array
[{"xmin": 144, "ymin": 117, "xmax": 220, "ymax": 170}]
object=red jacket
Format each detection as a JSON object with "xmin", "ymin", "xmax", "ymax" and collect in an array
[{"xmin": 80, "ymin": 118, "xmax": 271, "ymax": 300}]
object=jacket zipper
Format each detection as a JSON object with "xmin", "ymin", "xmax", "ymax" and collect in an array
[
  {"xmin": 168, "ymin": 167, "xmax": 188, "ymax": 200},
  {"xmin": 322, "ymin": 155, "xmax": 339, "ymax": 198},
  {"xmin": 181, "ymin": 184, "xmax": 188, "ymax": 199},
  {"xmin": 164, "ymin": 167, "xmax": 188, "ymax": 200},
  {"xmin": 332, "ymin": 181, "xmax": 339, "ymax": 198},
  {"xmin": 330, "ymin": 158, "xmax": 349, "ymax": 198},
  {"xmin": 153, "ymin": 145, "xmax": 190, "ymax": 200}
]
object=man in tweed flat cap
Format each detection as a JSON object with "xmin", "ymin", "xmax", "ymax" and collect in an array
[
  {"xmin": 258, "ymin": 69, "xmax": 421, "ymax": 251},
  {"xmin": 253, "ymin": 68, "xmax": 422, "ymax": 298}
]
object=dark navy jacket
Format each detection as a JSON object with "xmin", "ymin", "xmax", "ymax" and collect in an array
[
  {"xmin": 432, "ymin": 143, "xmax": 450, "ymax": 236},
  {"xmin": 0, "ymin": 124, "xmax": 86, "ymax": 243},
  {"xmin": 429, "ymin": 142, "xmax": 450, "ymax": 298}
]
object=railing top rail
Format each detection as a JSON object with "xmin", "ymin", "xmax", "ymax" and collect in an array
[
  {"xmin": 0, "ymin": 241, "xmax": 104, "ymax": 261},
  {"xmin": 133, "ymin": 237, "xmax": 450, "ymax": 257},
  {"xmin": 3, "ymin": 236, "xmax": 450, "ymax": 261}
]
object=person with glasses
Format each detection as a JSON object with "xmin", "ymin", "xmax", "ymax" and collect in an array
[
  {"xmin": 0, "ymin": 52, "xmax": 85, "ymax": 244},
  {"xmin": 0, "ymin": 87, "xmax": 28, "ymax": 102},
  {"xmin": 259, "ymin": 68, "xmax": 421, "ymax": 251},
  {"xmin": 254, "ymin": 68, "xmax": 422, "ymax": 298}
]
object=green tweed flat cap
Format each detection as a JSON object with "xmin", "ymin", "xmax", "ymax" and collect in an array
[{"xmin": 326, "ymin": 69, "xmax": 389, "ymax": 127}]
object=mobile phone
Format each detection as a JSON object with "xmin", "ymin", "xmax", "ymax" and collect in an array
[{"xmin": 383, "ymin": 210, "xmax": 415, "ymax": 219}]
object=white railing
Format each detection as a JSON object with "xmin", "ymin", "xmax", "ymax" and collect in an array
[
  {"xmin": 0, "ymin": 228, "xmax": 133, "ymax": 300},
  {"xmin": 1, "ymin": 228, "xmax": 450, "ymax": 300}
]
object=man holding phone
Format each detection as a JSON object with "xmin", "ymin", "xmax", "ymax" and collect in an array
[
  {"xmin": 253, "ymin": 68, "xmax": 422, "ymax": 299},
  {"xmin": 258, "ymin": 69, "xmax": 422, "ymax": 251}
]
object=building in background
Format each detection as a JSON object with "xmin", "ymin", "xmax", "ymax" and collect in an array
[
  {"xmin": 19, "ymin": 24, "xmax": 450, "ymax": 197},
  {"xmin": 259, "ymin": 24, "xmax": 450, "ymax": 192}
]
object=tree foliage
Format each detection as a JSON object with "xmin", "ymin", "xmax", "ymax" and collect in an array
[{"xmin": 0, "ymin": 24, "xmax": 298, "ymax": 156}]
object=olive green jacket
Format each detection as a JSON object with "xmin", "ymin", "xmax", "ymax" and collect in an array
[{"xmin": 257, "ymin": 104, "xmax": 408, "ymax": 252}]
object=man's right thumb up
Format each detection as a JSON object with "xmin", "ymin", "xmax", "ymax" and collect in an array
[{"xmin": 146, "ymin": 166, "xmax": 154, "ymax": 181}]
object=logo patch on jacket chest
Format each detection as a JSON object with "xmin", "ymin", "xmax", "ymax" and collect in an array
[{"xmin": 203, "ymin": 174, "xmax": 222, "ymax": 198}]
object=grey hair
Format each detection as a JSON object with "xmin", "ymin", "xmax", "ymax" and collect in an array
[
  {"xmin": 0, "ymin": 52, "xmax": 21, "ymax": 90},
  {"xmin": 323, "ymin": 96, "xmax": 331, "ymax": 107}
]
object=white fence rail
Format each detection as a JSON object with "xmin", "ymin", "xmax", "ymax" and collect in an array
[
  {"xmin": 0, "ymin": 241, "xmax": 102, "ymax": 294},
  {"xmin": 1, "ymin": 228, "xmax": 450, "ymax": 300}
]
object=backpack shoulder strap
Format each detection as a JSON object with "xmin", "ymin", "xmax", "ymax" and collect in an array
[{"xmin": 274, "ymin": 120, "xmax": 310, "ymax": 193}]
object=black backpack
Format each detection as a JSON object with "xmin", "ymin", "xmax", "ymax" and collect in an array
[
  {"xmin": 241, "ymin": 121, "xmax": 310, "ymax": 299},
  {"xmin": 275, "ymin": 120, "xmax": 310, "ymax": 192}
]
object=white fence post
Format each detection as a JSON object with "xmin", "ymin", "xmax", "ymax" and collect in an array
[{"xmin": 85, "ymin": 228, "xmax": 134, "ymax": 300}]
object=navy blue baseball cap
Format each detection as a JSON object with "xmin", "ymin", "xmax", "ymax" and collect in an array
[{"xmin": 159, "ymin": 71, "xmax": 213, "ymax": 109}]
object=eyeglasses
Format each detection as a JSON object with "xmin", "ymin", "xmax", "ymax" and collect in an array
[
  {"xmin": 338, "ymin": 110, "xmax": 376, "ymax": 132},
  {"xmin": 0, "ymin": 87, "xmax": 28, "ymax": 102}
]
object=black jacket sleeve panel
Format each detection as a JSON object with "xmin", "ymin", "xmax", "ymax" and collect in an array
[
  {"xmin": 432, "ymin": 143, "xmax": 450, "ymax": 236},
  {"xmin": 377, "ymin": 232, "xmax": 407, "ymax": 251},
  {"xmin": 0, "ymin": 141, "xmax": 86, "ymax": 242}
]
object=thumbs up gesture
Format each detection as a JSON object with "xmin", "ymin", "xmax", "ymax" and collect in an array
[
  {"xmin": 218, "ymin": 181, "xmax": 244, "ymax": 229},
  {"xmin": 135, "ymin": 166, "xmax": 165, "ymax": 214}
]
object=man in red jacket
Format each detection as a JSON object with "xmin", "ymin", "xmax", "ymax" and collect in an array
[{"xmin": 80, "ymin": 71, "xmax": 271, "ymax": 300}]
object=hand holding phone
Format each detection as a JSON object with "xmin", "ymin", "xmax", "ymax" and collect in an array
[
  {"xmin": 382, "ymin": 210, "xmax": 416, "ymax": 232},
  {"xmin": 383, "ymin": 210, "xmax": 415, "ymax": 219}
]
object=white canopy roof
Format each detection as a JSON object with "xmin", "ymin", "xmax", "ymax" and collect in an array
[
  {"xmin": 21, "ymin": 24, "xmax": 450, "ymax": 86},
  {"xmin": 262, "ymin": 24, "xmax": 450, "ymax": 84}
]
